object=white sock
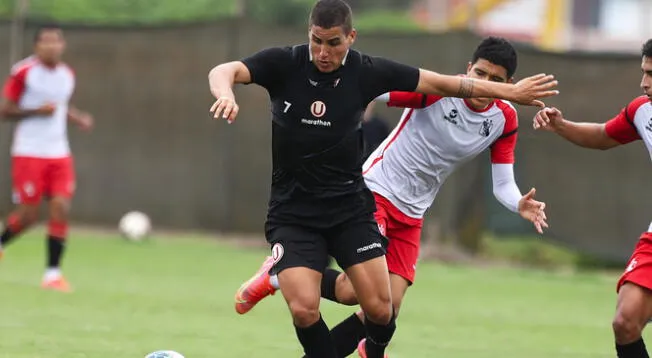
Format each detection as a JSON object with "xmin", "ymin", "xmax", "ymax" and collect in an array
[
  {"xmin": 44, "ymin": 268, "xmax": 62, "ymax": 281},
  {"xmin": 270, "ymin": 274, "xmax": 280, "ymax": 289}
]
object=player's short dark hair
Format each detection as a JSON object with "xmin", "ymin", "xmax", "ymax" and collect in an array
[
  {"xmin": 642, "ymin": 39, "xmax": 652, "ymax": 58},
  {"xmin": 34, "ymin": 24, "xmax": 63, "ymax": 43},
  {"xmin": 309, "ymin": 0, "xmax": 353, "ymax": 34},
  {"xmin": 471, "ymin": 36, "xmax": 518, "ymax": 78}
]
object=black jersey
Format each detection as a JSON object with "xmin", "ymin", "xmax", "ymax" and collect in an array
[{"xmin": 242, "ymin": 44, "xmax": 419, "ymax": 210}]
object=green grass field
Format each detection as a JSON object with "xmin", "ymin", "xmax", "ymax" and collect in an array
[{"xmin": 0, "ymin": 228, "xmax": 640, "ymax": 357}]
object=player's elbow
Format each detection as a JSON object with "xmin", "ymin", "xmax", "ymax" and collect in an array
[
  {"xmin": 416, "ymin": 70, "xmax": 447, "ymax": 97},
  {"xmin": 594, "ymin": 138, "xmax": 620, "ymax": 151},
  {"xmin": 209, "ymin": 62, "xmax": 248, "ymax": 83},
  {"xmin": 492, "ymin": 188, "xmax": 501, "ymax": 201},
  {"xmin": 207, "ymin": 65, "xmax": 222, "ymax": 80},
  {"xmin": 492, "ymin": 188, "xmax": 509, "ymax": 208},
  {"xmin": 0, "ymin": 105, "xmax": 10, "ymax": 120}
]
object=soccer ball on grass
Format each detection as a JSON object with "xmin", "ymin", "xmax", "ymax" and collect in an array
[
  {"xmin": 118, "ymin": 211, "xmax": 151, "ymax": 241},
  {"xmin": 145, "ymin": 351, "xmax": 184, "ymax": 358}
]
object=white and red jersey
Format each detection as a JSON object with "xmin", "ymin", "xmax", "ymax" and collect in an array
[
  {"xmin": 2, "ymin": 56, "xmax": 75, "ymax": 158},
  {"xmin": 605, "ymin": 96, "xmax": 652, "ymax": 230},
  {"xmin": 363, "ymin": 91, "xmax": 518, "ymax": 218},
  {"xmin": 605, "ymin": 96, "xmax": 652, "ymax": 151}
]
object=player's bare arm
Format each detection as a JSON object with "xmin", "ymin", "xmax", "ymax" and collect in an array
[
  {"xmin": 67, "ymin": 105, "xmax": 93, "ymax": 131},
  {"xmin": 0, "ymin": 98, "xmax": 55, "ymax": 121},
  {"xmin": 415, "ymin": 70, "xmax": 559, "ymax": 107},
  {"xmin": 208, "ymin": 61, "xmax": 252, "ymax": 123},
  {"xmin": 533, "ymin": 107, "xmax": 621, "ymax": 150}
]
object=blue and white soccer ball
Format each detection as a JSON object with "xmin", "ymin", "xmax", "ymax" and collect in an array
[{"xmin": 145, "ymin": 351, "xmax": 184, "ymax": 358}]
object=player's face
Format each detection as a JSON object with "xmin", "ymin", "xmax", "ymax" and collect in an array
[
  {"xmin": 35, "ymin": 30, "xmax": 65, "ymax": 65},
  {"xmin": 309, "ymin": 25, "xmax": 356, "ymax": 73},
  {"xmin": 465, "ymin": 59, "xmax": 510, "ymax": 110},
  {"xmin": 641, "ymin": 56, "xmax": 652, "ymax": 102}
]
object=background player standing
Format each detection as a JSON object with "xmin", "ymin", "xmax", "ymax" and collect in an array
[
  {"xmin": 533, "ymin": 38, "xmax": 652, "ymax": 358},
  {"xmin": 0, "ymin": 25, "xmax": 93, "ymax": 292}
]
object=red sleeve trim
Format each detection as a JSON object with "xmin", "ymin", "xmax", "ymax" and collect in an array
[
  {"xmin": 387, "ymin": 91, "xmax": 442, "ymax": 108},
  {"xmin": 491, "ymin": 101, "xmax": 518, "ymax": 164},
  {"xmin": 2, "ymin": 65, "xmax": 31, "ymax": 102},
  {"xmin": 604, "ymin": 96, "xmax": 646, "ymax": 144}
]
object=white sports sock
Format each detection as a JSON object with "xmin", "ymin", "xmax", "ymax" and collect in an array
[
  {"xmin": 44, "ymin": 268, "xmax": 62, "ymax": 281},
  {"xmin": 270, "ymin": 274, "xmax": 280, "ymax": 289}
]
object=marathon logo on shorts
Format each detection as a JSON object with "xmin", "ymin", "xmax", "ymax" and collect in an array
[
  {"xmin": 357, "ymin": 242, "xmax": 382, "ymax": 254},
  {"xmin": 271, "ymin": 243, "xmax": 284, "ymax": 264}
]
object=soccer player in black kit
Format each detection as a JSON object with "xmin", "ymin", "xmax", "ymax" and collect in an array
[{"xmin": 208, "ymin": 1, "xmax": 558, "ymax": 357}]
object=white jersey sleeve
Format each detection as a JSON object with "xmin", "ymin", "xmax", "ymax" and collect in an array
[{"xmin": 491, "ymin": 163, "xmax": 522, "ymax": 213}]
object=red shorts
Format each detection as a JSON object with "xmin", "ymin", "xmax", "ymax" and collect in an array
[
  {"xmin": 617, "ymin": 232, "xmax": 652, "ymax": 292},
  {"xmin": 11, "ymin": 156, "xmax": 75, "ymax": 205},
  {"xmin": 373, "ymin": 192, "xmax": 423, "ymax": 284}
]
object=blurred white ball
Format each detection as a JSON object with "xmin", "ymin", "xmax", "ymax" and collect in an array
[
  {"xmin": 119, "ymin": 211, "xmax": 151, "ymax": 241},
  {"xmin": 144, "ymin": 351, "xmax": 184, "ymax": 358}
]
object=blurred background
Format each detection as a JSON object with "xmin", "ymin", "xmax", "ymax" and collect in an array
[{"xmin": 1, "ymin": 0, "xmax": 651, "ymax": 266}]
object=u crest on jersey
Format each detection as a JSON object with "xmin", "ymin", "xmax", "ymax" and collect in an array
[{"xmin": 310, "ymin": 101, "xmax": 326, "ymax": 118}]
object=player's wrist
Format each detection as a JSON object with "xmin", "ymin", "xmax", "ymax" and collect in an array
[{"xmin": 551, "ymin": 118, "xmax": 568, "ymax": 132}]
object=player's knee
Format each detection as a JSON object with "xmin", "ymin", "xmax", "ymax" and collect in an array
[
  {"xmin": 612, "ymin": 311, "xmax": 644, "ymax": 342},
  {"xmin": 361, "ymin": 296, "xmax": 393, "ymax": 325},
  {"xmin": 335, "ymin": 273, "xmax": 358, "ymax": 305},
  {"xmin": 49, "ymin": 198, "xmax": 70, "ymax": 219},
  {"xmin": 18, "ymin": 205, "xmax": 39, "ymax": 226},
  {"xmin": 392, "ymin": 296, "xmax": 405, "ymax": 318},
  {"xmin": 288, "ymin": 298, "xmax": 321, "ymax": 327}
]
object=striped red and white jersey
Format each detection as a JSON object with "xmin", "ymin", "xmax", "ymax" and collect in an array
[
  {"xmin": 363, "ymin": 91, "xmax": 518, "ymax": 218},
  {"xmin": 2, "ymin": 56, "xmax": 75, "ymax": 158}
]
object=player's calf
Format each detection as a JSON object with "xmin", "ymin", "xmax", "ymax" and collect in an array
[
  {"xmin": 320, "ymin": 267, "xmax": 358, "ymax": 305},
  {"xmin": 278, "ymin": 267, "xmax": 337, "ymax": 358},
  {"xmin": 0, "ymin": 205, "xmax": 39, "ymax": 248},
  {"xmin": 41, "ymin": 197, "xmax": 72, "ymax": 290},
  {"xmin": 41, "ymin": 219, "xmax": 71, "ymax": 291},
  {"xmin": 346, "ymin": 257, "xmax": 395, "ymax": 358},
  {"xmin": 613, "ymin": 283, "xmax": 652, "ymax": 357}
]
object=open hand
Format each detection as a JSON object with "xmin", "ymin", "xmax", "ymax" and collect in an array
[
  {"xmin": 518, "ymin": 188, "xmax": 548, "ymax": 234},
  {"xmin": 210, "ymin": 96, "xmax": 239, "ymax": 124},
  {"xmin": 512, "ymin": 74, "xmax": 559, "ymax": 107}
]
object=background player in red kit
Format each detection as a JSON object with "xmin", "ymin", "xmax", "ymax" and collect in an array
[
  {"xmin": 0, "ymin": 25, "xmax": 93, "ymax": 292},
  {"xmin": 533, "ymin": 39, "xmax": 652, "ymax": 358}
]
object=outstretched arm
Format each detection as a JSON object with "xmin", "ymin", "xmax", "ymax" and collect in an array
[
  {"xmin": 533, "ymin": 107, "xmax": 627, "ymax": 150},
  {"xmin": 492, "ymin": 163, "xmax": 548, "ymax": 234},
  {"xmin": 415, "ymin": 70, "xmax": 558, "ymax": 107}
]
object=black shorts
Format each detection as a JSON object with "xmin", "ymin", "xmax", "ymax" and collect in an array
[{"xmin": 265, "ymin": 191, "xmax": 388, "ymax": 275}]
